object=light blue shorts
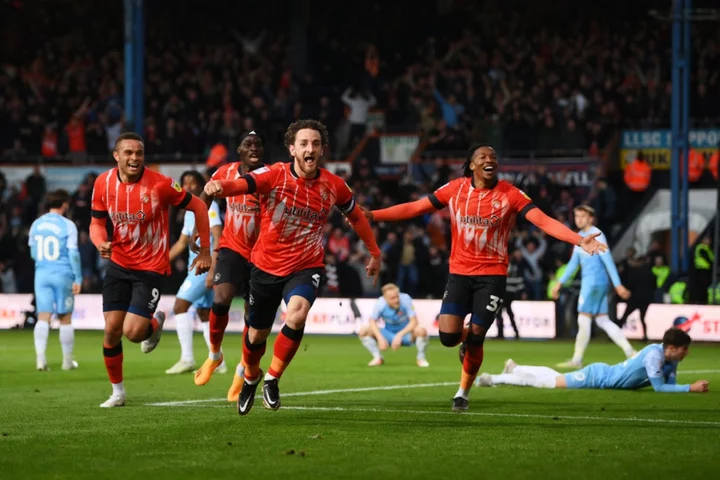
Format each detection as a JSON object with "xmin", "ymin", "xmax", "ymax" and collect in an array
[
  {"xmin": 35, "ymin": 273, "xmax": 74, "ymax": 315},
  {"xmin": 176, "ymin": 273, "xmax": 214, "ymax": 309},
  {"xmin": 564, "ymin": 363, "xmax": 611, "ymax": 389},
  {"xmin": 577, "ymin": 285, "xmax": 609, "ymax": 315},
  {"xmin": 379, "ymin": 327, "xmax": 413, "ymax": 346}
]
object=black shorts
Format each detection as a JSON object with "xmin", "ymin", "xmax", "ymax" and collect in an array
[
  {"xmin": 102, "ymin": 262, "xmax": 166, "ymax": 319},
  {"xmin": 247, "ymin": 266, "xmax": 323, "ymax": 330},
  {"xmin": 213, "ymin": 248, "xmax": 252, "ymax": 299},
  {"xmin": 439, "ymin": 274, "xmax": 507, "ymax": 329}
]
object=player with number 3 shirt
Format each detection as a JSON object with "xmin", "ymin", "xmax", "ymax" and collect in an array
[
  {"xmin": 364, "ymin": 144, "xmax": 607, "ymax": 412},
  {"xmin": 205, "ymin": 119, "xmax": 382, "ymax": 416},
  {"xmin": 89, "ymin": 132, "xmax": 212, "ymax": 408}
]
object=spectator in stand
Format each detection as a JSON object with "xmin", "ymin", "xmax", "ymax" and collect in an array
[
  {"xmin": 341, "ymin": 86, "xmax": 376, "ymax": 148},
  {"xmin": 327, "ymin": 227, "xmax": 351, "ymax": 263},
  {"xmin": 515, "ymin": 231, "xmax": 547, "ymax": 300}
]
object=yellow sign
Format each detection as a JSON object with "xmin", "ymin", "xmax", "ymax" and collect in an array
[{"xmin": 620, "ymin": 148, "xmax": 717, "ymax": 170}]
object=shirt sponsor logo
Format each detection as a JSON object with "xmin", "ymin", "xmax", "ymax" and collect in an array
[
  {"xmin": 459, "ymin": 215, "xmax": 500, "ymax": 227},
  {"xmin": 110, "ymin": 211, "xmax": 147, "ymax": 223}
]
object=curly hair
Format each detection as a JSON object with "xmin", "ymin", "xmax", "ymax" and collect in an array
[
  {"xmin": 462, "ymin": 143, "xmax": 492, "ymax": 177},
  {"xmin": 284, "ymin": 119, "xmax": 330, "ymax": 149}
]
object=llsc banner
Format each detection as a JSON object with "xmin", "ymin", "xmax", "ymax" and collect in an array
[{"xmin": 620, "ymin": 128, "xmax": 720, "ymax": 169}]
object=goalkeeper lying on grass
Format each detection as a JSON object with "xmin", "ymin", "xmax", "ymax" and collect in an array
[{"xmin": 477, "ymin": 327, "xmax": 709, "ymax": 393}]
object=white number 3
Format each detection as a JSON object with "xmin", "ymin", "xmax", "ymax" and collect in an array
[{"xmin": 486, "ymin": 295, "xmax": 501, "ymax": 312}]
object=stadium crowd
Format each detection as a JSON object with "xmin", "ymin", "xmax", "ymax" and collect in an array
[{"xmin": 0, "ymin": 0, "xmax": 717, "ymax": 300}]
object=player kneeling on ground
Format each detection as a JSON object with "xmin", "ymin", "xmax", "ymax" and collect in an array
[
  {"xmin": 359, "ymin": 283, "xmax": 429, "ymax": 367},
  {"xmin": 476, "ymin": 328, "xmax": 709, "ymax": 393}
]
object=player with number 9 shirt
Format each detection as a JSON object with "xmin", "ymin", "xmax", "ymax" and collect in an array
[
  {"xmin": 89, "ymin": 132, "xmax": 212, "ymax": 408},
  {"xmin": 204, "ymin": 119, "xmax": 383, "ymax": 416},
  {"xmin": 365, "ymin": 144, "xmax": 608, "ymax": 411}
]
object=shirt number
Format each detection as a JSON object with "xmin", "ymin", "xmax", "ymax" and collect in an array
[
  {"xmin": 34, "ymin": 235, "xmax": 60, "ymax": 261},
  {"xmin": 486, "ymin": 295, "xmax": 501, "ymax": 312}
]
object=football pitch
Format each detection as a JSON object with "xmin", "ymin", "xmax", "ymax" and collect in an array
[{"xmin": 1, "ymin": 330, "xmax": 719, "ymax": 480}]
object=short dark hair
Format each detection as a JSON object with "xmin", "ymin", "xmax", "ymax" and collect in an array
[
  {"xmin": 114, "ymin": 132, "xmax": 144, "ymax": 150},
  {"xmin": 237, "ymin": 131, "xmax": 263, "ymax": 153},
  {"xmin": 284, "ymin": 119, "xmax": 330, "ymax": 149},
  {"xmin": 180, "ymin": 170, "xmax": 205, "ymax": 188},
  {"xmin": 462, "ymin": 143, "xmax": 492, "ymax": 177},
  {"xmin": 663, "ymin": 328, "xmax": 691, "ymax": 348},
  {"xmin": 46, "ymin": 189, "xmax": 70, "ymax": 209}
]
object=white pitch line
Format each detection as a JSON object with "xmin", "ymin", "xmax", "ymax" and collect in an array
[
  {"xmin": 678, "ymin": 369, "xmax": 720, "ymax": 374},
  {"xmin": 145, "ymin": 382, "xmax": 456, "ymax": 407},
  {"xmin": 282, "ymin": 406, "xmax": 720, "ymax": 426}
]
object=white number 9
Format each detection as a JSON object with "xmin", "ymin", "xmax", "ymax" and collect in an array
[{"xmin": 150, "ymin": 288, "xmax": 160, "ymax": 306}]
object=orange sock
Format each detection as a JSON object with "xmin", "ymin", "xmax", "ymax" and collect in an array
[
  {"xmin": 103, "ymin": 342, "xmax": 123, "ymax": 384},
  {"xmin": 242, "ymin": 333, "xmax": 266, "ymax": 381},
  {"xmin": 209, "ymin": 306, "xmax": 229, "ymax": 353},
  {"xmin": 460, "ymin": 342, "xmax": 484, "ymax": 391},
  {"xmin": 268, "ymin": 325, "xmax": 304, "ymax": 379},
  {"xmin": 144, "ymin": 317, "xmax": 159, "ymax": 340}
]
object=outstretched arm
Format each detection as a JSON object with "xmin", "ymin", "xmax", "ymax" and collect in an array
[
  {"xmin": 525, "ymin": 208, "xmax": 582, "ymax": 246},
  {"xmin": 371, "ymin": 197, "xmax": 439, "ymax": 222},
  {"xmin": 346, "ymin": 207, "xmax": 382, "ymax": 257},
  {"xmin": 206, "ymin": 178, "xmax": 252, "ymax": 198}
]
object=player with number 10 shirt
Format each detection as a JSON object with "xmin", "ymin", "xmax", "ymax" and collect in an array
[
  {"xmin": 366, "ymin": 144, "xmax": 607, "ymax": 412},
  {"xmin": 89, "ymin": 132, "xmax": 212, "ymax": 408},
  {"xmin": 205, "ymin": 119, "xmax": 382, "ymax": 416}
]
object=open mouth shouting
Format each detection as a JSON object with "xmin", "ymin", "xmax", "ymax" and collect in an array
[
  {"xmin": 127, "ymin": 161, "xmax": 142, "ymax": 174},
  {"xmin": 302, "ymin": 154, "xmax": 318, "ymax": 168}
]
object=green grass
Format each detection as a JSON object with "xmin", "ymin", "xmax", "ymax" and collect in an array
[{"xmin": 1, "ymin": 330, "xmax": 719, "ymax": 480}]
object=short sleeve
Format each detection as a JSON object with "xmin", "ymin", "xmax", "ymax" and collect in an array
[
  {"xmin": 508, "ymin": 186, "xmax": 533, "ymax": 214},
  {"xmin": 65, "ymin": 219, "xmax": 79, "ymax": 249},
  {"xmin": 245, "ymin": 165, "xmax": 276, "ymax": 195},
  {"xmin": 334, "ymin": 176, "xmax": 356, "ymax": 214},
  {"xmin": 210, "ymin": 165, "xmax": 228, "ymax": 181},
  {"xmin": 429, "ymin": 180, "xmax": 460, "ymax": 209},
  {"xmin": 180, "ymin": 212, "xmax": 194, "ymax": 237},
  {"xmin": 400, "ymin": 293, "xmax": 416, "ymax": 317},
  {"xmin": 208, "ymin": 201, "xmax": 223, "ymax": 228},
  {"xmin": 91, "ymin": 174, "xmax": 108, "ymax": 218},
  {"xmin": 158, "ymin": 176, "xmax": 192, "ymax": 208},
  {"xmin": 371, "ymin": 297, "xmax": 386, "ymax": 320},
  {"xmin": 642, "ymin": 348, "xmax": 665, "ymax": 380}
]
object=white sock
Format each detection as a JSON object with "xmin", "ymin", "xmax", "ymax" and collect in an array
[
  {"xmin": 490, "ymin": 373, "xmax": 557, "ymax": 389},
  {"xmin": 595, "ymin": 314, "xmax": 635, "ymax": 357},
  {"xmin": 514, "ymin": 365, "xmax": 562, "ymax": 377},
  {"xmin": 112, "ymin": 382, "xmax": 125, "ymax": 396},
  {"xmin": 360, "ymin": 336, "xmax": 382, "ymax": 359},
  {"xmin": 264, "ymin": 371, "xmax": 278, "ymax": 381},
  {"xmin": 34, "ymin": 320, "xmax": 49, "ymax": 362},
  {"xmin": 572, "ymin": 314, "xmax": 592, "ymax": 363},
  {"xmin": 415, "ymin": 336, "xmax": 429, "ymax": 360},
  {"xmin": 201, "ymin": 321, "xmax": 212, "ymax": 350},
  {"xmin": 454, "ymin": 387, "xmax": 469, "ymax": 399},
  {"xmin": 59, "ymin": 324, "xmax": 74, "ymax": 362},
  {"xmin": 174, "ymin": 312, "xmax": 194, "ymax": 363}
]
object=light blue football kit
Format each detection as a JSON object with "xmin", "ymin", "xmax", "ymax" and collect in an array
[
  {"xmin": 557, "ymin": 226, "xmax": 622, "ymax": 315},
  {"xmin": 175, "ymin": 201, "xmax": 223, "ymax": 308},
  {"xmin": 29, "ymin": 213, "xmax": 81, "ymax": 314},
  {"xmin": 565, "ymin": 343, "xmax": 688, "ymax": 391},
  {"xmin": 371, "ymin": 293, "xmax": 416, "ymax": 346}
]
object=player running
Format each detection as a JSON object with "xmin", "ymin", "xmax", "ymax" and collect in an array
[
  {"xmin": 164, "ymin": 171, "xmax": 224, "ymax": 375},
  {"xmin": 192, "ymin": 132, "xmax": 264, "ymax": 401},
  {"xmin": 29, "ymin": 189, "xmax": 82, "ymax": 371},
  {"xmin": 358, "ymin": 283, "xmax": 430, "ymax": 367},
  {"xmin": 205, "ymin": 119, "xmax": 382, "ymax": 415},
  {"xmin": 551, "ymin": 205, "xmax": 635, "ymax": 368},
  {"xmin": 364, "ymin": 144, "xmax": 607, "ymax": 411},
  {"xmin": 476, "ymin": 328, "xmax": 709, "ymax": 393},
  {"xmin": 90, "ymin": 132, "xmax": 211, "ymax": 408}
]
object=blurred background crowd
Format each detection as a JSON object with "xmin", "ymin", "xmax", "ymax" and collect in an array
[{"xmin": 1, "ymin": 0, "xmax": 718, "ymax": 306}]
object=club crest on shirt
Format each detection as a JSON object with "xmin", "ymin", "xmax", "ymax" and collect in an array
[
  {"xmin": 492, "ymin": 200, "xmax": 501, "ymax": 209},
  {"xmin": 141, "ymin": 194, "xmax": 150, "ymax": 204}
]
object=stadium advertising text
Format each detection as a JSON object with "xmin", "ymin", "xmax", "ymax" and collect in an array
[{"xmin": 620, "ymin": 128, "xmax": 720, "ymax": 170}]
